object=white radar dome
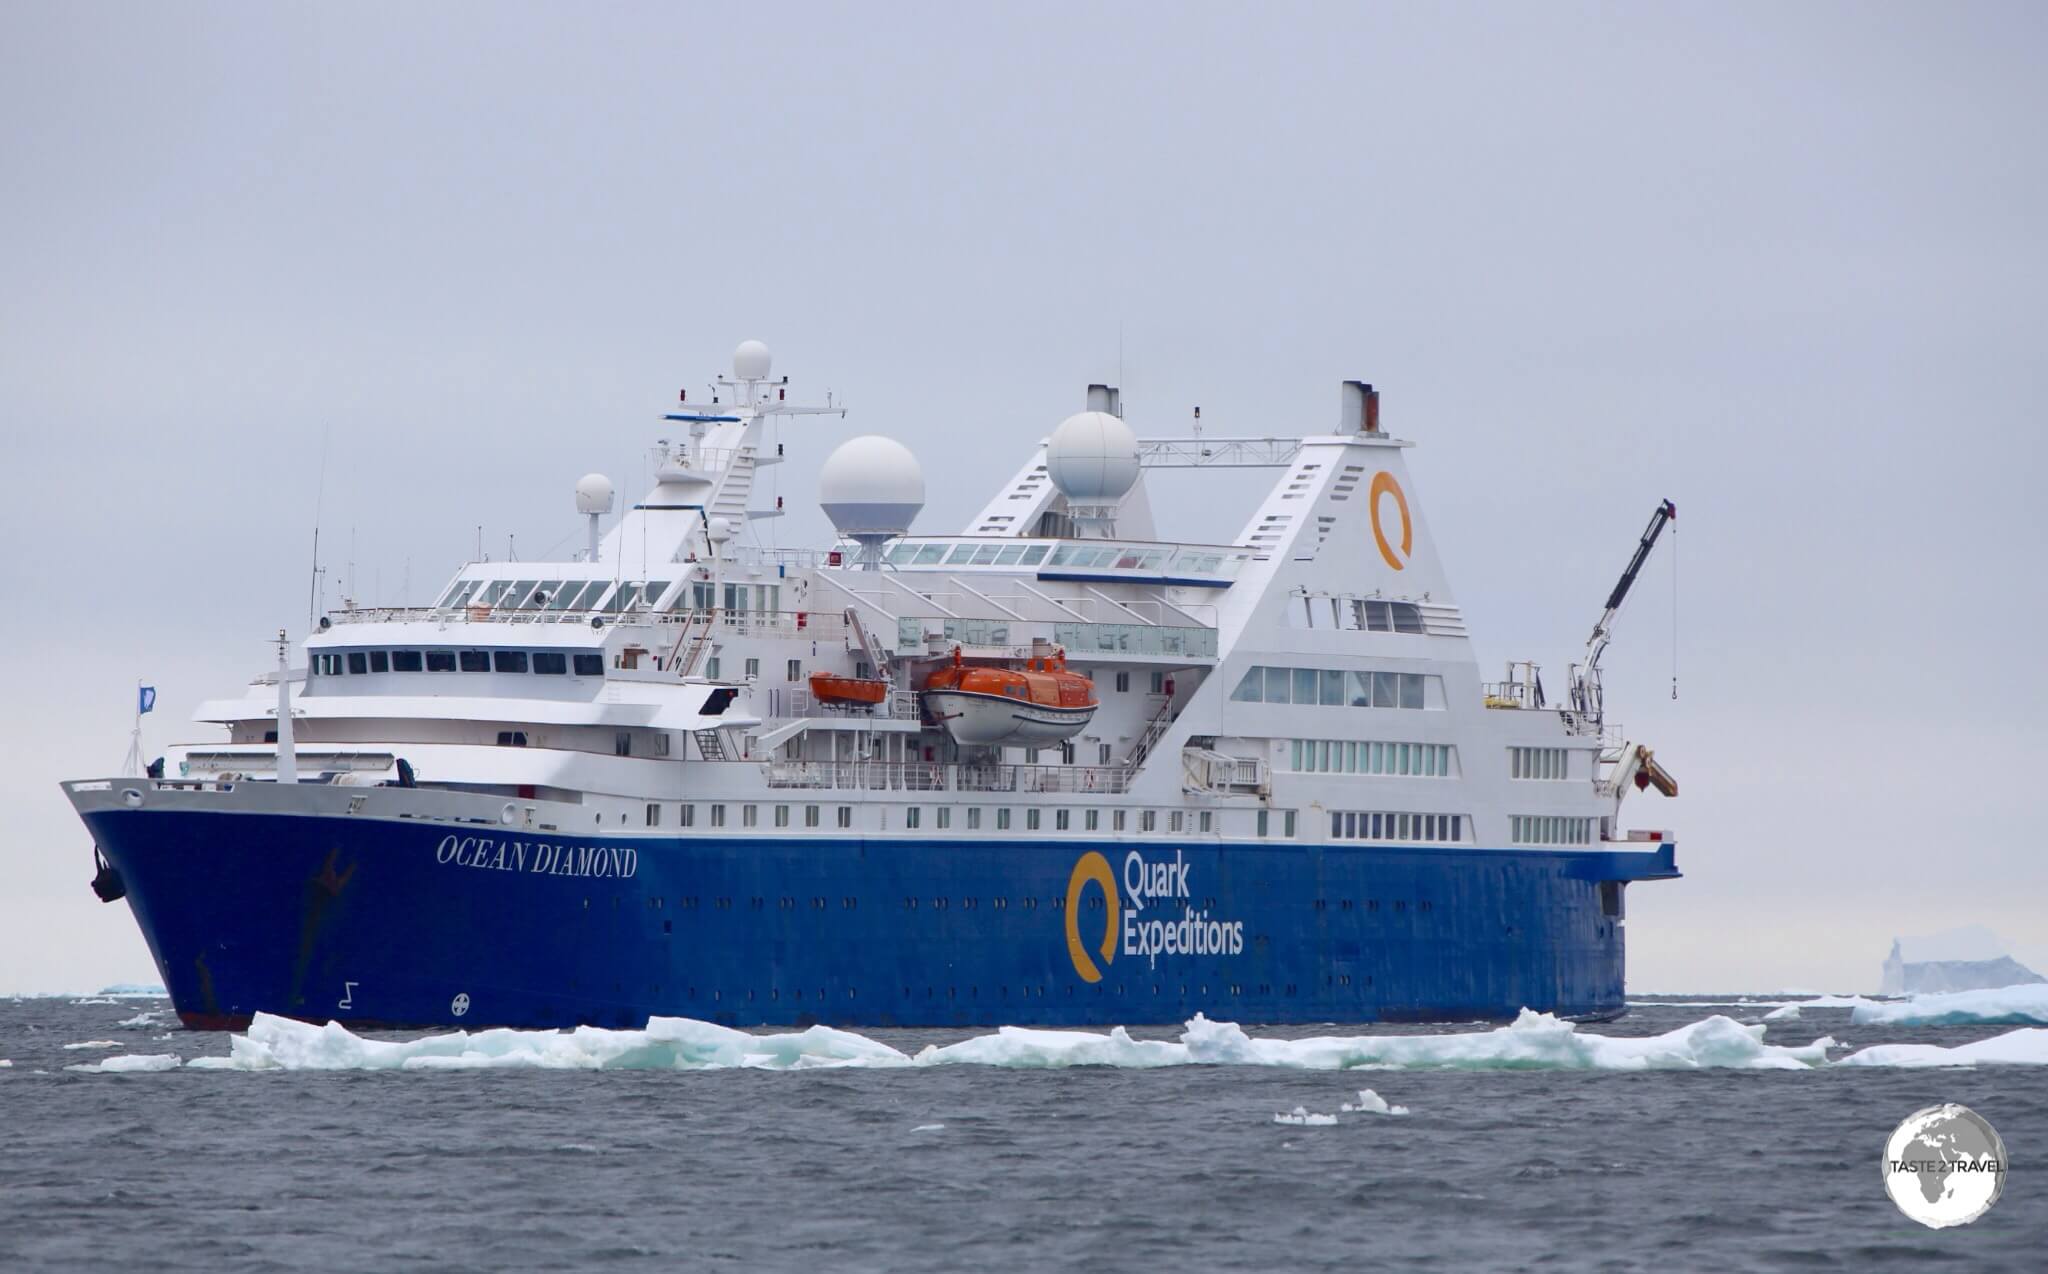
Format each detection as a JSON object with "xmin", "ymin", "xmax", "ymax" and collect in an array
[
  {"xmin": 574, "ymin": 473, "xmax": 615, "ymax": 515},
  {"xmin": 708, "ymin": 516, "xmax": 738, "ymax": 543},
  {"xmin": 733, "ymin": 339, "xmax": 773, "ymax": 382},
  {"xmin": 819, "ymin": 435, "xmax": 925, "ymax": 535},
  {"xmin": 1046, "ymin": 410, "xmax": 1139, "ymax": 504}
]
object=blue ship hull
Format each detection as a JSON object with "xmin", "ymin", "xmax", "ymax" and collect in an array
[{"xmin": 82, "ymin": 807, "xmax": 1678, "ymax": 1030}]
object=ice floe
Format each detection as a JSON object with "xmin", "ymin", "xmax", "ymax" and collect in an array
[
  {"xmin": 1836, "ymin": 1028, "xmax": 2048, "ymax": 1068},
  {"xmin": 167, "ymin": 1008, "xmax": 1840, "ymax": 1074},
  {"xmin": 62, "ymin": 1040, "xmax": 123, "ymax": 1051},
  {"xmin": 1273, "ymin": 1107, "xmax": 1338, "ymax": 1126},
  {"xmin": 1762, "ymin": 1004, "xmax": 1801, "ymax": 1022},
  {"xmin": 66, "ymin": 1053, "xmax": 181, "ymax": 1073},
  {"xmin": 1341, "ymin": 1089, "xmax": 1409, "ymax": 1115},
  {"xmin": 118, "ymin": 1010, "xmax": 170, "ymax": 1029},
  {"xmin": 1848, "ymin": 984, "xmax": 2048, "ymax": 1028}
]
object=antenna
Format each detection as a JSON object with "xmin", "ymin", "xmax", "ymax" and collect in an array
[{"xmin": 307, "ymin": 423, "xmax": 329, "ymax": 629}]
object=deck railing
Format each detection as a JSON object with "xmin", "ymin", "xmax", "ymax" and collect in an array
[{"xmin": 761, "ymin": 760, "xmax": 1134, "ymax": 795}]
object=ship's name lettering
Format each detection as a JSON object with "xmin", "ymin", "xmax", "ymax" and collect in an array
[{"xmin": 433, "ymin": 834, "xmax": 639, "ymax": 880}]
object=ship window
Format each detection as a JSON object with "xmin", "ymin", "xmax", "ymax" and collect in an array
[
  {"xmin": 1400, "ymin": 673, "xmax": 1425, "ymax": 709},
  {"xmin": 496, "ymin": 731, "xmax": 527, "ymax": 747},
  {"xmin": 608, "ymin": 583, "xmax": 642, "ymax": 613},
  {"xmin": 1169, "ymin": 811, "xmax": 1184, "ymax": 832},
  {"xmin": 1284, "ymin": 811, "xmax": 1297, "ymax": 837},
  {"xmin": 572, "ymin": 653, "xmax": 603, "ymax": 677},
  {"xmin": 945, "ymin": 544, "xmax": 978, "ymax": 563},
  {"xmin": 1320, "ymin": 669, "xmax": 1345, "ymax": 706},
  {"xmin": 426, "ymin": 650, "xmax": 457, "ymax": 672},
  {"xmin": 1199, "ymin": 812, "xmax": 1213, "ymax": 833},
  {"xmin": 680, "ymin": 805, "xmax": 696, "ymax": 827},
  {"xmin": 972, "ymin": 544, "xmax": 1003, "ymax": 565},
  {"xmin": 937, "ymin": 807, "xmax": 951, "ymax": 829},
  {"xmin": 1391, "ymin": 603, "xmax": 1424, "ymax": 634},
  {"xmin": 1085, "ymin": 810, "xmax": 1099, "ymax": 831},
  {"xmin": 913, "ymin": 543, "xmax": 947, "ymax": 564},
  {"xmin": 614, "ymin": 731, "xmax": 631, "ymax": 756},
  {"xmin": 543, "ymin": 582, "xmax": 579, "ymax": 611},
  {"xmin": 786, "ymin": 659, "xmax": 802, "ymax": 682},
  {"xmin": 996, "ymin": 809, "xmax": 1011, "ymax": 830},
  {"xmin": 710, "ymin": 804, "xmax": 726, "ymax": 827},
  {"xmin": 1113, "ymin": 672, "xmax": 1130, "ymax": 693},
  {"xmin": 1113, "ymin": 810, "xmax": 1127, "ymax": 832},
  {"xmin": 347, "ymin": 652, "xmax": 368, "ymax": 675},
  {"xmin": 1292, "ymin": 668, "xmax": 1318, "ymax": 705},
  {"xmin": 563, "ymin": 580, "xmax": 605, "ymax": 610},
  {"xmin": 646, "ymin": 804, "xmax": 660, "ymax": 827},
  {"xmin": 1025, "ymin": 809, "xmax": 1040, "ymax": 831},
  {"xmin": 1257, "ymin": 810, "xmax": 1270, "ymax": 837},
  {"xmin": 391, "ymin": 650, "xmax": 423, "ymax": 672},
  {"xmin": 532, "ymin": 652, "xmax": 567, "ymax": 675},
  {"xmin": 743, "ymin": 805, "xmax": 758, "ymax": 827},
  {"xmin": 967, "ymin": 808, "xmax": 981, "ymax": 830},
  {"xmin": 1363, "ymin": 600, "xmax": 1392, "ymax": 631},
  {"xmin": 775, "ymin": 805, "xmax": 790, "ymax": 827},
  {"xmin": 837, "ymin": 806, "xmax": 852, "ymax": 829},
  {"xmin": 368, "ymin": 650, "xmax": 389, "ymax": 673},
  {"xmin": 494, "ymin": 650, "xmax": 528, "ymax": 674},
  {"xmin": 906, "ymin": 807, "xmax": 920, "ymax": 829},
  {"xmin": 805, "ymin": 805, "xmax": 820, "ymax": 827},
  {"xmin": 1263, "ymin": 667, "xmax": 1291, "ymax": 703},
  {"xmin": 1055, "ymin": 809, "xmax": 1069, "ymax": 831},
  {"xmin": 1348, "ymin": 671, "xmax": 1373, "ymax": 706},
  {"xmin": 504, "ymin": 581, "xmax": 539, "ymax": 608},
  {"xmin": 644, "ymin": 581, "xmax": 671, "ymax": 609},
  {"xmin": 459, "ymin": 650, "xmax": 490, "ymax": 672},
  {"xmin": 473, "ymin": 581, "xmax": 510, "ymax": 607},
  {"xmin": 1019, "ymin": 545, "xmax": 1050, "ymax": 565},
  {"xmin": 994, "ymin": 545, "xmax": 1025, "ymax": 565}
]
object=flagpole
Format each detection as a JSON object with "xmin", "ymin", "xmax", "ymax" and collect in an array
[{"xmin": 124, "ymin": 679, "xmax": 144, "ymax": 776}]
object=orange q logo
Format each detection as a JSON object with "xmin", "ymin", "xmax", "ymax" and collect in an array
[
  {"xmin": 1369, "ymin": 471, "xmax": 1412, "ymax": 571},
  {"xmin": 1065, "ymin": 852, "xmax": 1119, "ymax": 982}
]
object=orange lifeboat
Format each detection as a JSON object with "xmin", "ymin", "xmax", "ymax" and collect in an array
[
  {"xmin": 810, "ymin": 671, "xmax": 890, "ymax": 707},
  {"xmin": 921, "ymin": 647, "xmax": 1098, "ymax": 748}
]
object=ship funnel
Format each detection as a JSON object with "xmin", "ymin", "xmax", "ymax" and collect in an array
[{"xmin": 1341, "ymin": 381, "xmax": 1382, "ymax": 434}]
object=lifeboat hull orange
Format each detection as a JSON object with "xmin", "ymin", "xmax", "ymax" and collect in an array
[{"xmin": 809, "ymin": 672, "xmax": 889, "ymax": 706}]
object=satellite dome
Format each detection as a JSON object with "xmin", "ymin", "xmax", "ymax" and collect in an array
[
  {"xmin": 574, "ymin": 473, "xmax": 615, "ymax": 515},
  {"xmin": 820, "ymin": 435, "xmax": 924, "ymax": 536},
  {"xmin": 1046, "ymin": 410, "xmax": 1139, "ymax": 504},
  {"xmin": 733, "ymin": 339, "xmax": 773, "ymax": 381}
]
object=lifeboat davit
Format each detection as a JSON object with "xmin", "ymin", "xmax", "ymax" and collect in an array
[
  {"xmin": 810, "ymin": 671, "xmax": 890, "ymax": 707},
  {"xmin": 921, "ymin": 647, "xmax": 1097, "ymax": 748}
]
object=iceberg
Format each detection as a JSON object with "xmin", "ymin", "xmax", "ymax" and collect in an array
[
  {"xmin": 1848, "ymin": 984, "xmax": 2048, "ymax": 1028},
  {"xmin": 1341, "ymin": 1089, "xmax": 1409, "ymax": 1115},
  {"xmin": 1880, "ymin": 926, "xmax": 2044, "ymax": 995},
  {"xmin": 1836, "ymin": 1027, "xmax": 2048, "ymax": 1068}
]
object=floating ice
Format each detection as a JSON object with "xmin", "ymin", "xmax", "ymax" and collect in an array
[
  {"xmin": 1273, "ymin": 1107, "xmax": 1338, "ymax": 1126},
  {"xmin": 1763, "ymin": 1004, "xmax": 1801, "ymax": 1022},
  {"xmin": 1837, "ymin": 1027, "xmax": 2048, "ymax": 1068},
  {"xmin": 68, "ymin": 998, "xmax": 119, "ymax": 1007},
  {"xmin": 62, "ymin": 1040, "xmax": 122, "ymax": 1051},
  {"xmin": 118, "ymin": 1010, "xmax": 170, "ymax": 1028},
  {"xmin": 0, "ymin": 1060, "xmax": 12, "ymax": 1068},
  {"xmin": 1848, "ymin": 984, "xmax": 2048, "ymax": 1028},
  {"xmin": 66, "ymin": 1054, "xmax": 181, "ymax": 1073},
  {"xmin": 1341, "ymin": 1089, "xmax": 1409, "ymax": 1115},
  {"xmin": 910, "ymin": 1124, "xmax": 945, "ymax": 1133}
]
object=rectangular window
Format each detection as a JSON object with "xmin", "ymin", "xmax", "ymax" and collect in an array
[
  {"xmin": 532, "ymin": 652, "xmax": 567, "ymax": 675},
  {"xmin": 1055, "ymin": 809, "xmax": 1070, "ymax": 831},
  {"xmin": 1115, "ymin": 672, "xmax": 1130, "ymax": 693},
  {"xmin": 1113, "ymin": 810, "xmax": 1127, "ymax": 832},
  {"xmin": 967, "ymin": 808, "xmax": 982, "ymax": 830},
  {"xmin": 614, "ymin": 731, "xmax": 631, "ymax": 757},
  {"xmin": 996, "ymin": 808, "xmax": 1012, "ymax": 830},
  {"xmin": 1025, "ymin": 809, "xmax": 1040, "ymax": 831},
  {"xmin": 368, "ymin": 650, "xmax": 389, "ymax": 673},
  {"xmin": 742, "ymin": 804, "xmax": 758, "ymax": 828},
  {"xmin": 346, "ymin": 652, "xmax": 368, "ymax": 675},
  {"xmin": 1320, "ymin": 669, "xmax": 1345, "ymax": 706},
  {"xmin": 1149, "ymin": 671, "xmax": 1165, "ymax": 694},
  {"xmin": 1169, "ymin": 811, "xmax": 1184, "ymax": 832},
  {"xmin": 1372, "ymin": 671, "xmax": 1396, "ymax": 707},
  {"xmin": 1400, "ymin": 672, "xmax": 1425, "ymax": 710},
  {"xmin": 1283, "ymin": 811, "xmax": 1297, "ymax": 838},
  {"xmin": 775, "ymin": 805, "xmax": 790, "ymax": 828},
  {"xmin": 494, "ymin": 650, "xmax": 528, "ymax": 674},
  {"xmin": 1257, "ymin": 810, "xmax": 1270, "ymax": 838},
  {"xmin": 425, "ymin": 650, "xmax": 456, "ymax": 672},
  {"xmin": 902, "ymin": 806, "xmax": 919, "ymax": 829},
  {"xmin": 680, "ymin": 805, "xmax": 696, "ymax": 828},
  {"xmin": 1293, "ymin": 668, "xmax": 1319, "ymax": 705},
  {"xmin": 1098, "ymin": 743, "xmax": 1113, "ymax": 765},
  {"xmin": 390, "ymin": 650, "xmax": 424, "ymax": 672},
  {"xmin": 572, "ymin": 653, "xmax": 603, "ymax": 677},
  {"xmin": 787, "ymin": 659, "xmax": 802, "ymax": 682},
  {"xmin": 1349, "ymin": 671, "xmax": 1374, "ymax": 707},
  {"xmin": 744, "ymin": 658, "xmax": 760, "ymax": 680},
  {"xmin": 837, "ymin": 806, "xmax": 852, "ymax": 829},
  {"xmin": 710, "ymin": 804, "xmax": 726, "ymax": 827},
  {"xmin": 645, "ymin": 803, "xmax": 660, "ymax": 827},
  {"xmin": 1230, "ymin": 668, "xmax": 1264, "ymax": 702},
  {"xmin": 937, "ymin": 807, "xmax": 951, "ymax": 830},
  {"xmin": 1264, "ymin": 666, "xmax": 1291, "ymax": 704},
  {"xmin": 1140, "ymin": 810, "xmax": 1156, "ymax": 832},
  {"xmin": 1085, "ymin": 809, "xmax": 1100, "ymax": 831},
  {"xmin": 704, "ymin": 657, "xmax": 720, "ymax": 680},
  {"xmin": 460, "ymin": 650, "xmax": 490, "ymax": 672},
  {"xmin": 805, "ymin": 805, "xmax": 820, "ymax": 828}
]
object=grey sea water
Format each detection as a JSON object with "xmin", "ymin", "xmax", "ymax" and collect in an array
[{"xmin": 2, "ymin": 996, "xmax": 2041, "ymax": 1272}]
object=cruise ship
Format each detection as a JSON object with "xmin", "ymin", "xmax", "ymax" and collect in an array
[{"xmin": 63, "ymin": 341, "xmax": 1681, "ymax": 1030}]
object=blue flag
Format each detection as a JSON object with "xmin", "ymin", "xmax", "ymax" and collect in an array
[{"xmin": 138, "ymin": 685, "xmax": 156, "ymax": 715}]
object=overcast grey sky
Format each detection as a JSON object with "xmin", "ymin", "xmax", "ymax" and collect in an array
[{"xmin": 3, "ymin": 2, "xmax": 2043, "ymax": 993}]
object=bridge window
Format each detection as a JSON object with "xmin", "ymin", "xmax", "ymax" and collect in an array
[
  {"xmin": 426, "ymin": 650, "xmax": 457, "ymax": 672},
  {"xmin": 494, "ymin": 650, "xmax": 528, "ymax": 674},
  {"xmin": 532, "ymin": 652, "xmax": 567, "ymax": 675},
  {"xmin": 572, "ymin": 654, "xmax": 603, "ymax": 677},
  {"xmin": 347, "ymin": 652, "xmax": 368, "ymax": 675},
  {"xmin": 391, "ymin": 650, "xmax": 423, "ymax": 672},
  {"xmin": 459, "ymin": 650, "xmax": 490, "ymax": 672},
  {"xmin": 368, "ymin": 650, "xmax": 389, "ymax": 673}
]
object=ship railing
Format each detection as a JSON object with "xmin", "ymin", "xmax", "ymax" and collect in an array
[
  {"xmin": 760, "ymin": 760, "xmax": 1133, "ymax": 795},
  {"xmin": 765, "ymin": 685, "xmax": 921, "ymax": 722},
  {"xmin": 1182, "ymin": 749, "xmax": 1267, "ymax": 795}
]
